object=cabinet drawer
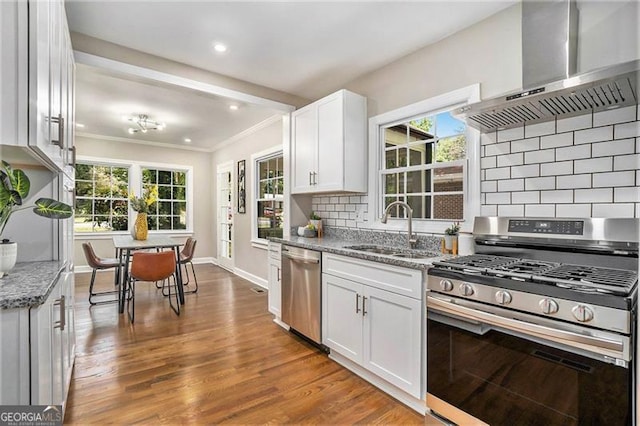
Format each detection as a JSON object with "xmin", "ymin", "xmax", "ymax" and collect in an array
[
  {"xmin": 322, "ymin": 253, "xmax": 422, "ymax": 299},
  {"xmin": 268, "ymin": 242, "xmax": 281, "ymax": 261}
]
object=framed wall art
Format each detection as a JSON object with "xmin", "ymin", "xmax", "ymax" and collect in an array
[{"xmin": 237, "ymin": 159, "xmax": 246, "ymax": 214}]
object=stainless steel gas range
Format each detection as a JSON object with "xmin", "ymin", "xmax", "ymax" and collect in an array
[{"xmin": 426, "ymin": 217, "xmax": 638, "ymax": 426}]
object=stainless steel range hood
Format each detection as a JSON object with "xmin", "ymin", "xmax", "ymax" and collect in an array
[{"xmin": 455, "ymin": 1, "xmax": 639, "ymax": 133}]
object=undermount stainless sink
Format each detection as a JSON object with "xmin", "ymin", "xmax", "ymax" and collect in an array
[{"xmin": 343, "ymin": 245, "xmax": 436, "ymax": 259}]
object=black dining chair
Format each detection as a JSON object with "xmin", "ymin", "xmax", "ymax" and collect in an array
[
  {"xmin": 127, "ymin": 250, "xmax": 180, "ymax": 323},
  {"xmin": 82, "ymin": 242, "xmax": 123, "ymax": 305}
]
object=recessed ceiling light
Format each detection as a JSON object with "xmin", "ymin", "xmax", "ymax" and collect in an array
[
  {"xmin": 184, "ymin": 138, "xmax": 192, "ymax": 143},
  {"xmin": 229, "ymin": 105, "xmax": 239, "ymax": 111},
  {"xmin": 213, "ymin": 43, "xmax": 227, "ymax": 53},
  {"xmin": 75, "ymin": 123, "xmax": 85, "ymax": 128}
]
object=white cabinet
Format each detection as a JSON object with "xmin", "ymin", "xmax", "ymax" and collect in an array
[
  {"xmin": 267, "ymin": 242, "xmax": 282, "ymax": 318},
  {"xmin": 322, "ymin": 254, "xmax": 423, "ymax": 399},
  {"xmin": 291, "ymin": 90, "xmax": 367, "ymax": 194}
]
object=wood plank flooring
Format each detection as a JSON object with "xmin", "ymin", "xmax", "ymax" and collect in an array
[{"xmin": 64, "ymin": 264, "xmax": 425, "ymax": 425}]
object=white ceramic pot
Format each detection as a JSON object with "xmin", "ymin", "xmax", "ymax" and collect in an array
[
  {"xmin": 444, "ymin": 235, "xmax": 457, "ymax": 250},
  {"xmin": 0, "ymin": 241, "xmax": 18, "ymax": 278}
]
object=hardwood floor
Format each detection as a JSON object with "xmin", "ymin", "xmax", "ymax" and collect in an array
[{"xmin": 65, "ymin": 264, "xmax": 425, "ymax": 425}]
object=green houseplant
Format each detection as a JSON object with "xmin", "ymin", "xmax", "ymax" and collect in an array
[
  {"xmin": 0, "ymin": 161, "xmax": 73, "ymax": 277},
  {"xmin": 309, "ymin": 211, "xmax": 323, "ymax": 237},
  {"xmin": 443, "ymin": 222, "xmax": 460, "ymax": 251}
]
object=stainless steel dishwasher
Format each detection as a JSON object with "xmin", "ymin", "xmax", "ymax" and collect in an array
[{"xmin": 281, "ymin": 245, "xmax": 321, "ymax": 344}]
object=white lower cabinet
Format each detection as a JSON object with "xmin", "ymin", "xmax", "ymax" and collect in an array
[
  {"xmin": 322, "ymin": 254, "xmax": 423, "ymax": 399},
  {"xmin": 267, "ymin": 242, "xmax": 282, "ymax": 318}
]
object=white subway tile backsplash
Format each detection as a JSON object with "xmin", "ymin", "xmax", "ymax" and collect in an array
[
  {"xmin": 615, "ymin": 121, "xmax": 640, "ymax": 139},
  {"xmin": 325, "ymin": 204, "xmax": 336, "ymax": 212},
  {"xmin": 524, "ymin": 149, "xmax": 555, "ymax": 164},
  {"xmin": 592, "ymin": 203, "xmax": 635, "ymax": 218},
  {"xmin": 486, "ymin": 192, "xmax": 511, "ymax": 204},
  {"xmin": 481, "ymin": 132, "xmax": 498, "ymax": 145},
  {"xmin": 592, "ymin": 171, "xmax": 635, "ymax": 187},
  {"xmin": 511, "ymin": 164, "xmax": 539, "ymax": 178},
  {"xmin": 481, "ymin": 156, "xmax": 497, "ymax": 169},
  {"xmin": 574, "ymin": 157, "xmax": 613, "ymax": 174},
  {"xmin": 485, "ymin": 142, "xmax": 511, "ymax": 157},
  {"xmin": 540, "ymin": 161, "xmax": 573, "ymax": 176},
  {"xmin": 497, "ymin": 179, "xmax": 524, "ymax": 192},
  {"xmin": 325, "ymin": 218, "xmax": 336, "ymax": 226},
  {"xmin": 525, "ymin": 121, "xmax": 556, "ymax": 138},
  {"xmin": 511, "ymin": 137, "xmax": 540, "ymax": 153},
  {"xmin": 497, "ymin": 126, "xmax": 524, "ymax": 142},
  {"xmin": 349, "ymin": 212, "xmax": 358, "ymax": 220},
  {"xmin": 615, "ymin": 187, "xmax": 640, "ymax": 203},
  {"xmin": 361, "ymin": 195, "xmax": 368, "ymax": 204},
  {"xmin": 557, "ymin": 114, "xmax": 592, "ymax": 133},
  {"xmin": 591, "ymin": 139, "xmax": 635, "ymax": 157},
  {"xmin": 497, "ymin": 153, "xmax": 524, "ymax": 167},
  {"xmin": 574, "ymin": 188, "xmax": 613, "ymax": 203},
  {"xmin": 345, "ymin": 204, "xmax": 356, "ymax": 212},
  {"xmin": 335, "ymin": 204, "xmax": 345, "ymax": 211},
  {"xmin": 574, "ymin": 126, "xmax": 613, "ymax": 145},
  {"xmin": 320, "ymin": 197, "xmax": 330, "ymax": 204},
  {"xmin": 497, "ymin": 204, "xmax": 524, "ymax": 217},
  {"xmin": 338, "ymin": 211, "xmax": 350, "ymax": 219},
  {"xmin": 525, "ymin": 204, "xmax": 555, "ymax": 217},
  {"xmin": 613, "ymin": 154, "xmax": 640, "ymax": 171},
  {"xmin": 481, "ymin": 205, "xmax": 498, "ymax": 216},
  {"xmin": 329, "ymin": 211, "xmax": 339, "ymax": 219},
  {"xmin": 339, "ymin": 196, "xmax": 350, "ymax": 203},
  {"xmin": 525, "ymin": 177, "xmax": 556, "ymax": 190},
  {"xmin": 330, "ymin": 196, "xmax": 340, "ymax": 204},
  {"xmin": 481, "ymin": 181, "xmax": 497, "ymax": 193},
  {"xmin": 556, "ymin": 145, "xmax": 591, "ymax": 161},
  {"xmin": 335, "ymin": 219, "xmax": 346, "ymax": 227},
  {"xmin": 511, "ymin": 191, "xmax": 539, "ymax": 204},
  {"xmin": 637, "ymin": 138, "xmax": 640, "ymax": 153},
  {"xmin": 349, "ymin": 196, "xmax": 360, "ymax": 203},
  {"xmin": 485, "ymin": 167, "xmax": 511, "ymax": 180},
  {"xmin": 540, "ymin": 132, "xmax": 573, "ymax": 149},
  {"xmin": 593, "ymin": 106, "xmax": 636, "ymax": 126},
  {"xmin": 345, "ymin": 220, "xmax": 357, "ymax": 228},
  {"xmin": 556, "ymin": 204, "xmax": 592, "ymax": 217},
  {"xmin": 540, "ymin": 190, "xmax": 573, "ymax": 204},
  {"xmin": 556, "ymin": 174, "xmax": 592, "ymax": 189}
]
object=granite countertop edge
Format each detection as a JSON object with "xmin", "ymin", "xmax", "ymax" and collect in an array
[
  {"xmin": 0, "ymin": 261, "xmax": 66, "ymax": 310},
  {"xmin": 270, "ymin": 236, "xmax": 452, "ymax": 270}
]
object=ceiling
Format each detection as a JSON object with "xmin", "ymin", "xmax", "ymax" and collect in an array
[{"xmin": 66, "ymin": 1, "xmax": 516, "ymax": 150}]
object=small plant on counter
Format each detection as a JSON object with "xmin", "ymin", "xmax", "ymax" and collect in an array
[
  {"xmin": 310, "ymin": 211, "xmax": 321, "ymax": 220},
  {"xmin": 0, "ymin": 161, "xmax": 73, "ymax": 240},
  {"xmin": 444, "ymin": 222, "xmax": 460, "ymax": 236}
]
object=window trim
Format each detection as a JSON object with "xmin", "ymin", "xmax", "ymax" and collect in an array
[
  {"xmin": 367, "ymin": 84, "xmax": 481, "ymax": 234},
  {"xmin": 75, "ymin": 155, "xmax": 194, "ymax": 236},
  {"xmin": 250, "ymin": 145, "xmax": 284, "ymax": 248}
]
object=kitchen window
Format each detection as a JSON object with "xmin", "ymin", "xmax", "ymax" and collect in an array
[
  {"xmin": 75, "ymin": 158, "xmax": 193, "ymax": 234},
  {"xmin": 252, "ymin": 147, "xmax": 284, "ymax": 244},
  {"xmin": 368, "ymin": 85, "xmax": 480, "ymax": 233}
]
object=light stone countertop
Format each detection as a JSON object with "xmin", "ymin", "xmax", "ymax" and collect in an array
[
  {"xmin": 271, "ymin": 235, "xmax": 452, "ymax": 270},
  {"xmin": 0, "ymin": 261, "xmax": 66, "ymax": 309}
]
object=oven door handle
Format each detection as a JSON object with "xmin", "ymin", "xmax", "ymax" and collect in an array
[{"xmin": 427, "ymin": 295, "xmax": 626, "ymax": 359}]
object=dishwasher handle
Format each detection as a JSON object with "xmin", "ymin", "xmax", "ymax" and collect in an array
[{"xmin": 282, "ymin": 252, "xmax": 320, "ymax": 264}]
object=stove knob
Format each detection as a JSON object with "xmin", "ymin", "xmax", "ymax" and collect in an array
[
  {"xmin": 439, "ymin": 279, "xmax": 454, "ymax": 292},
  {"xmin": 572, "ymin": 305, "xmax": 594, "ymax": 322},
  {"xmin": 460, "ymin": 283, "xmax": 474, "ymax": 296},
  {"xmin": 539, "ymin": 298, "xmax": 559, "ymax": 315},
  {"xmin": 495, "ymin": 290, "xmax": 512, "ymax": 305}
]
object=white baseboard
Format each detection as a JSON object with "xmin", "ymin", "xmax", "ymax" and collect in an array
[
  {"xmin": 329, "ymin": 352, "xmax": 427, "ymax": 416},
  {"xmin": 233, "ymin": 267, "xmax": 268, "ymax": 289},
  {"xmin": 75, "ymin": 256, "xmax": 217, "ymax": 274}
]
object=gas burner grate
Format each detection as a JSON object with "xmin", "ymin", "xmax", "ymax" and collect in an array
[
  {"xmin": 488, "ymin": 260, "xmax": 560, "ymax": 280},
  {"xmin": 535, "ymin": 264, "xmax": 638, "ymax": 295},
  {"xmin": 434, "ymin": 254, "xmax": 518, "ymax": 271}
]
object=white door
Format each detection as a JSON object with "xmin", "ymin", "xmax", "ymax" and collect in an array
[
  {"xmin": 217, "ymin": 162, "xmax": 234, "ymax": 271},
  {"xmin": 322, "ymin": 274, "xmax": 363, "ymax": 364},
  {"xmin": 362, "ymin": 286, "xmax": 422, "ymax": 398}
]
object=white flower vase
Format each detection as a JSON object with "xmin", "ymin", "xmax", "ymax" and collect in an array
[
  {"xmin": 444, "ymin": 235, "xmax": 457, "ymax": 251},
  {"xmin": 0, "ymin": 241, "xmax": 18, "ymax": 278}
]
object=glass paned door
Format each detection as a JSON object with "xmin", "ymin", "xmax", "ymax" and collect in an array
[{"xmin": 217, "ymin": 162, "xmax": 234, "ymax": 271}]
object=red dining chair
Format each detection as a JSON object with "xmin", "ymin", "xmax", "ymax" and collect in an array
[{"xmin": 127, "ymin": 250, "xmax": 179, "ymax": 323}]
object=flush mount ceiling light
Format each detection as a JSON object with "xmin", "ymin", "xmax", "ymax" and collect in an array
[
  {"xmin": 126, "ymin": 114, "xmax": 166, "ymax": 134},
  {"xmin": 229, "ymin": 105, "xmax": 239, "ymax": 111},
  {"xmin": 184, "ymin": 138, "xmax": 192, "ymax": 143},
  {"xmin": 213, "ymin": 42, "xmax": 227, "ymax": 53}
]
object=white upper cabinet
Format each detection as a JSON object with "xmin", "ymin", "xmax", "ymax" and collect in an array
[{"xmin": 291, "ymin": 90, "xmax": 367, "ymax": 194}]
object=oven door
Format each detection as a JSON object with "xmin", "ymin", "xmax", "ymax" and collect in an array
[{"xmin": 427, "ymin": 294, "xmax": 633, "ymax": 426}]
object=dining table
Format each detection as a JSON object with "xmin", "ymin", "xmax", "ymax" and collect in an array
[{"xmin": 112, "ymin": 235, "xmax": 185, "ymax": 314}]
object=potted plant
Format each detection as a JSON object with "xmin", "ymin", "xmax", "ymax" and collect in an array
[
  {"xmin": 129, "ymin": 185, "xmax": 158, "ymax": 240},
  {"xmin": 0, "ymin": 161, "xmax": 73, "ymax": 277},
  {"xmin": 444, "ymin": 222, "xmax": 460, "ymax": 251},
  {"xmin": 309, "ymin": 211, "xmax": 323, "ymax": 237}
]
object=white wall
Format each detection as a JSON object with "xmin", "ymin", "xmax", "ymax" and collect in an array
[{"xmin": 73, "ymin": 136, "xmax": 213, "ymax": 267}]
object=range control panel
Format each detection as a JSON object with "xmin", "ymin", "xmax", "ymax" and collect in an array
[{"xmin": 508, "ymin": 219, "xmax": 584, "ymax": 235}]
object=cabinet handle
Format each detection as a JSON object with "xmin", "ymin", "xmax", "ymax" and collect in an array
[
  {"xmin": 313, "ymin": 172, "xmax": 317, "ymax": 185},
  {"xmin": 309, "ymin": 171, "xmax": 312, "ymax": 186},
  {"xmin": 362, "ymin": 296, "xmax": 367, "ymax": 316},
  {"xmin": 277, "ymin": 267, "xmax": 281, "ymax": 282},
  {"xmin": 355, "ymin": 293, "xmax": 361, "ymax": 314},
  {"xmin": 53, "ymin": 295, "xmax": 66, "ymax": 331},
  {"xmin": 50, "ymin": 115, "xmax": 64, "ymax": 147}
]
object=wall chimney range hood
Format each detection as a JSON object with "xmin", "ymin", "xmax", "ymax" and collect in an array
[{"xmin": 456, "ymin": 1, "xmax": 639, "ymax": 133}]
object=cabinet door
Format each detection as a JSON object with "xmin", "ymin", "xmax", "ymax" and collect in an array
[
  {"xmin": 316, "ymin": 94, "xmax": 344, "ymax": 191},
  {"xmin": 291, "ymin": 106, "xmax": 317, "ymax": 194},
  {"xmin": 322, "ymin": 274, "xmax": 363, "ymax": 364},
  {"xmin": 60, "ymin": 271, "xmax": 75, "ymax": 404},
  {"xmin": 268, "ymin": 261, "xmax": 281, "ymax": 317},
  {"xmin": 363, "ymin": 286, "xmax": 422, "ymax": 398}
]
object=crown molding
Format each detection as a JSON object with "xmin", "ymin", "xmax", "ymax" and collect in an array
[
  {"xmin": 76, "ymin": 132, "xmax": 213, "ymax": 153},
  {"xmin": 211, "ymin": 114, "xmax": 284, "ymax": 153}
]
